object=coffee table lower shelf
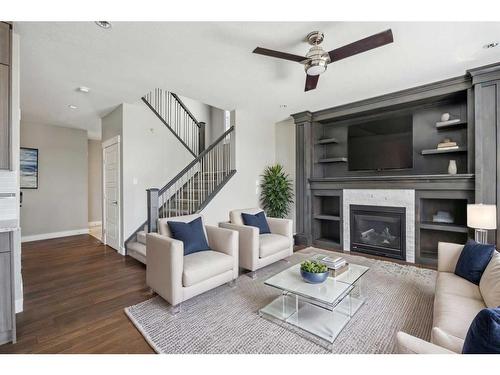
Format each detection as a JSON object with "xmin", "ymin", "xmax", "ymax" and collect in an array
[{"xmin": 259, "ymin": 292, "xmax": 365, "ymax": 345}]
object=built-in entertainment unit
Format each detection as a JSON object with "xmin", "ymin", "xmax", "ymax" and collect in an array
[{"xmin": 348, "ymin": 115, "xmax": 413, "ymax": 171}]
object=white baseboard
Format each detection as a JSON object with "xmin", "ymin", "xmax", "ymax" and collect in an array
[
  {"xmin": 15, "ymin": 298, "xmax": 23, "ymax": 313},
  {"xmin": 21, "ymin": 228, "xmax": 90, "ymax": 243},
  {"xmin": 88, "ymin": 221, "xmax": 102, "ymax": 227}
]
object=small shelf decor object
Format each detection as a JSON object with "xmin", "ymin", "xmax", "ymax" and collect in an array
[
  {"xmin": 467, "ymin": 204, "xmax": 497, "ymax": 244},
  {"xmin": 300, "ymin": 260, "xmax": 329, "ymax": 284},
  {"xmin": 260, "ymin": 164, "xmax": 294, "ymax": 218},
  {"xmin": 421, "ymin": 147, "xmax": 467, "ymax": 155},
  {"xmin": 20, "ymin": 147, "xmax": 39, "ymax": 189},
  {"xmin": 448, "ymin": 160, "xmax": 457, "ymax": 175}
]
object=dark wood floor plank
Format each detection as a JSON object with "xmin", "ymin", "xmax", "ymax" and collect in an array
[{"xmin": 0, "ymin": 235, "xmax": 154, "ymax": 354}]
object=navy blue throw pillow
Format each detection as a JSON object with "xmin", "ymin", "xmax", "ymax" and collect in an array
[
  {"xmin": 455, "ymin": 240, "xmax": 495, "ymax": 285},
  {"xmin": 462, "ymin": 308, "xmax": 500, "ymax": 354},
  {"xmin": 167, "ymin": 217, "xmax": 210, "ymax": 256},
  {"xmin": 241, "ymin": 211, "xmax": 271, "ymax": 234}
]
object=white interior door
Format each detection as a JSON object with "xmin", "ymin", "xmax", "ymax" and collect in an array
[{"xmin": 103, "ymin": 139, "xmax": 121, "ymax": 253}]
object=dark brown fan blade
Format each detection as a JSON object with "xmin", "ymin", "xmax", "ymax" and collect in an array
[
  {"xmin": 253, "ymin": 47, "xmax": 307, "ymax": 63},
  {"xmin": 328, "ymin": 29, "xmax": 393, "ymax": 63},
  {"xmin": 305, "ymin": 74, "xmax": 319, "ymax": 92}
]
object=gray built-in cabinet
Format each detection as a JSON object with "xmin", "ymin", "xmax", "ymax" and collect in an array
[
  {"xmin": 292, "ymin": 62, "xmax": 500, "ymax": 266},
  {"xmin": 0, "ymin": 21, "xmax": 15, "ymax": 345}
]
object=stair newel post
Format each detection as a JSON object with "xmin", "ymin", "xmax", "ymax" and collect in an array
[
  {"xmin": 198, "ymin": 122, "xmax": 206, "ymax": 154},
  {"xmin": 146, "ymin": 188, "xmax": 160, "ymax": 233}
]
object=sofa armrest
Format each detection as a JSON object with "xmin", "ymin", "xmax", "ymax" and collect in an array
[
  {"xmin": 396, "ymin": 332, "xmax": 455, "ymax": 354},
  {"xmin": 267, "ymin": 217, "xmax": 293, "ymax": 238},
  {"xmin": 219, "ymin": 222, "xmax": 259, "ymax": 271},
  {"xmin": 438, "ymin": 242, "xmax": 464, "ymax": 273},
  {"xmin": 146, "ymin": 233, "xmax": 184, "ymax": 306}
]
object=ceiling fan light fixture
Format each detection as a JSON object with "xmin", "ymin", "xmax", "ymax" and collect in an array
[{"xmin": 306, "ymin": 62, "xmax": 327, "ymax": 76}]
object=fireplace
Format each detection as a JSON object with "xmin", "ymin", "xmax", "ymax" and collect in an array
[{"xmin": 350, "ymin": 204, "xmax": 406, "ymax": 260}]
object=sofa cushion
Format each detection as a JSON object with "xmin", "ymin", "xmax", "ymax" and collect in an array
[
  {"xmin": 433, "ymin": 292, "xmax": 486, "ymax": 340},
  {"xmin": 182, "ymin": 250, "xmax": 233, "ymax": 287},
  {"xmin": 168, "ymin": 217, "xmax": 210, "ymax": 256},
  {"xmin": 480, "ymin": 251, "xmax": 500, "ymax": 308},
  {"xmin": 259, "ymin": 233, "xmax": 290, "ymax": 258},
  {"xmin": 229, "ymin": 208, "xmax": 263, "ymax": 226},
  {"xmin": 462, "ymin": 308, "xmax": 500, "ymax": 354},
  {"xmin": 242, "ymin": 211, "xmax": 271, "ymax": 234},
  {"xmin": 455, "ymin": 240, "xmax": 495, "ymax": 285},
  {"xmin": 436, "ymin": 272, "xmax": 483, "ymax": 301}
]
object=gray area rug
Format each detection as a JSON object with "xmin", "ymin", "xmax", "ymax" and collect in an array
[{"xmin": 125, "ymin": 248, "xmax": 436, "ymax": 354}]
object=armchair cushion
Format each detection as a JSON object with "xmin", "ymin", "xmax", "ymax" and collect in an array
[
  {"xmin": 168, "ymin": 216, "xmax": 210, "ymax": 256},
  {"xmin": 229, "ymin": 207, "xmax": 263, "ymax": 226},
  {"xmin": 259, "ymin": 233, "xmax": 290, "ymax": 258},
  {"xmin": 183, "ymin": 251, "xmax": 233, "ymax": 287},
  {"xmin": 455, "ymin": 240, "xmax": 495, "ymax": 285},
  {"xmin": 242, "ymin": 211, "xmax": 271, "ymax": 234}
]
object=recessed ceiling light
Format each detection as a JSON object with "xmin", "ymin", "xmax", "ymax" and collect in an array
[
  {"xmin": 483, "ymin": 42, "xmax": 499, "ymax": 49},
  {"xmin": 77, "ymin": 86, "xmax": 90, "ymax": 93},
  {"xmin": 68, "ymin": 105, "xmax": 77, "ymax": 109},
  {"xmin": 95, "ymin": 21, "xmax": 112, "ymax": 29}
]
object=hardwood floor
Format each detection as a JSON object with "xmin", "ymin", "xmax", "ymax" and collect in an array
[
  {"xmin": 0, "ymin": 235, "xmax": 154, "ymax": 354},
  {"xmin": 0, "ymin": 235, "xmax": 432, "ymax": 354}
]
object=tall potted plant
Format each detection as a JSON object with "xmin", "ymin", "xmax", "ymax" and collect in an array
[{"xmin": 260, "ymin": 164, "xmax": 294, "ymax": 218}]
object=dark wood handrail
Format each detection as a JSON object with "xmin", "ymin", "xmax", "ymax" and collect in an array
[
  {"xmin": 159, "ymin": 126, "xmax": 234, "ymax": 195},
  {"xmin": 170, "ymin": 92, "xmax": 201, "ymax": 128}
]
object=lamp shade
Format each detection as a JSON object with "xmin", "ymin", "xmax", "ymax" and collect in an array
[{"xmin": 467, "ymin": 204, "xmax": 497, "ymax": 230}]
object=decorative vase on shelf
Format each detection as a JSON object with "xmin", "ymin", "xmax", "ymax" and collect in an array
[{"xmin": 448, "ymin": 160, "xmax": 457, "ymax": 175}]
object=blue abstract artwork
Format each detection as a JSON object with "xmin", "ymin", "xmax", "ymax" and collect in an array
[{"xmin": 20, "ymin": 147, "xmax": 38, "ymax": 189}]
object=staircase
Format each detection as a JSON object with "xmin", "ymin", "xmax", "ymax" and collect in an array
[{"xmin": 125, "ymin": 89, "xmax": 236, "ymax": 264}]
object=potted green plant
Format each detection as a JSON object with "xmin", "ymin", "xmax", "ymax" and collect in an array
[
  {"xmin": 260, "ymin": 164, "xmax": 294, "ymax": 218},
  {"xmin": 300, "ymin": 260, "xmax": 329, "ymax": 284}
]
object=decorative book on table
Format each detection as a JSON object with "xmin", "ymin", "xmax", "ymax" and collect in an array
[{"xmin": 312, "ymin": 254, "xmax": 346, "ymax": 270}]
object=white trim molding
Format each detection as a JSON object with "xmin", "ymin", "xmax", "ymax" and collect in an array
[
  {"xmin": 15, "ymin": 298, "xmax": 23, "ymax": 313},
  {"xmin": 21, "ymin": 228, "xmax": 90, "ymax": 243},
  {"xmin": 88, "ymin": 221, "xmax": 102, "ymax": 227}
]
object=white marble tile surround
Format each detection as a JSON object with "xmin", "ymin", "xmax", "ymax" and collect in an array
[{"xmin": 343, "ymin": 189, "xmax": 415, "ymax": 263}]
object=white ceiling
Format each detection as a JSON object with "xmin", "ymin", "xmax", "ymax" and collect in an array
[{"xmin": 16, "ymin": 22, "xmax": 500, "ymax": 139}]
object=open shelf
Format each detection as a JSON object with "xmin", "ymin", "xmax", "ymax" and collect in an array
[
  {"xmin": 318, "ymin": 157, "xmax": 348, "ymax": 163},
  {"xmin": 316, "ymin": 137, "xmax": 339, "ymax": 145},
  {"xmin": 314, "ymin": 238, "xmax": 342, "ymax": 249},
  {"xmin": 420, "ymin": 222, "xmax": 468, "ymax": 233},
  {"xmin": 419, "ymin": 228, "xmax": 468, "ymax": 264},
  {"xmin": 421, "ymin": 147, "xmax": 467, "ymax": 155},
  {"xmin": 314, "ymin": 214, "xmax": 341, "ymax": 221},
  {"xmin": 436, "ymin": 120, "xmax": 467, "ymax": 130}
]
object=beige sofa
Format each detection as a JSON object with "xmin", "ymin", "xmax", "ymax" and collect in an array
[
  {"xmin": 219, "ymin": 208, "xmax": 293, "ymax": 277},
  {"xmin": 397, "ymin": 241, "xmax": 500, "ymax": 354},
  {"xmin": 146, "ymin": 214, "xmax": 238, "ymax": 312}
]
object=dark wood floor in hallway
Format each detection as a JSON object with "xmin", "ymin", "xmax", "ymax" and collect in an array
[{"xmin": 0, "ymin": 235, "xmax": 154, "ymax": 354}]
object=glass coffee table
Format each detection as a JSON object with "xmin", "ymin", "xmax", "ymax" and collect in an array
[{"xmin": 259, "ymin": 256, "xmax": 369, "ymax": 346}]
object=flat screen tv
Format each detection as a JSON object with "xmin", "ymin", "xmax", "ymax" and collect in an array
[{"xmin": 348, "ymin": 115, "xmax": 413, "ymax": 171}]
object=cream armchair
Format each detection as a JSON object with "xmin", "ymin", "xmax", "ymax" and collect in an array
[
  {"xmin": 219, "ymin": 208, "xmax": 293, "ymax": 278},
  {"xmin": 146, "ymin": 214, "xmax": 238, "ymax": 313}
]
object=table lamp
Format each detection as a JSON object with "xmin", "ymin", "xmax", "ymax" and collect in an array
[{"xmin": 467, "ymin": 204, "xmax": 497, "ymax": 244}]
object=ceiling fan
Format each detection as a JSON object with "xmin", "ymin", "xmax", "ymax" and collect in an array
[{"xmin": 253, "ymin": 29, "xmax": 393, "ymax": 92}]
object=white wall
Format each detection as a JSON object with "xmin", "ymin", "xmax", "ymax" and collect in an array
[
  {"xmin": 121, "ymin": 102, "xmax": 193, "ymax": 241},
  {"xmin": 275, "ymin": 117, "xmax": 296, "ymax": 232},
  {"xmin": 201, "ymin": 109, "xmax": 276, "ymax": 225},
  {"xmin": 88, "ymin": 139, "xmax": 102, "ymax": 224},
  {"xmin": 20, "ymin": 123, "xmax": 89, "ymax": 239}
]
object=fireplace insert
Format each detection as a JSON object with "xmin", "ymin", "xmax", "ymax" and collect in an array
[{"xmin": 350, "ymin": 204, "xmax": 406, "ymax": 260}]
